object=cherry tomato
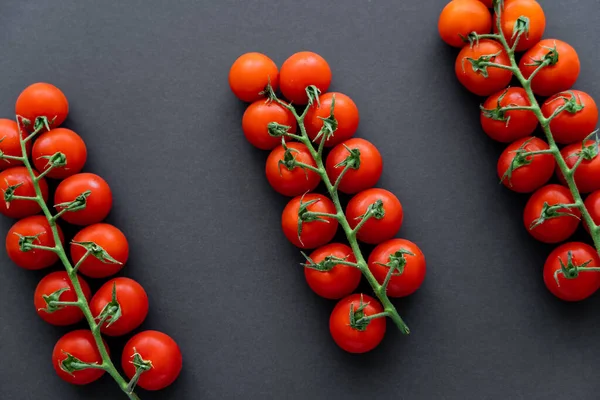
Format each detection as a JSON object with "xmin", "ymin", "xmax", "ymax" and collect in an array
[
  {"xmin": 122, "ymin": 330, "xmax": 183, "ymax": 391},
  {"xmin": 455, "ymin": 39, "xmax": 513, "ymax": 96},
  {"xmin": 583, "ymin": 191, "xmax": 600, "ymax": 234},
  {"xmin": 242, "ymin": 100, "xmax": 297, "ymax": 150},
  {"xmin": 368, "ymin": 238, "xmax": 426, "ymax": 297},
  {"xmin": 346, "ymin": 188, "xmax": 403, "ymax": 245},
  {"xmin": 325, "ymin": 138, "xmax": 382, "ymax": 195},
  {"xmin": 32, "ymin": 128, "xmax": 87, "ymax": 179},
  {"xmin": 34, "ymin": 271, "xmax": 91, "ymax": 326},
  {"xmin": 493, "ymin": 0, "xmax": 545, "ymax": 52},
  {"xmin": 15, "ymin": 83, "xmax": 69, "ymax": 130},
  {"xmin": 480, "ymin": 87, "xmax": 538, "ymax": 142},
  {"xmin": 70, "ymin": 223, "xmax": 129, "ymax": 278},
  {"xmin": 497, "ymin": 136, "xmax": 555, "ymax": 193},
  {"xmin": 279, "ymin": 51, "xmax": 332, "ymax": 105},
  {"xmin": 303, "ymin": 243, "xmax": 362, "ymax": 299},
  {"xmin": 0, "ymin": 166, "xmax": 48, "ymax": 219},
  {"xmin": 52, "ymin": 330, "xmax": 107, "ymax": 385},
  {"xmin": 329, "ymin": 293, "xmax": 386, "ymax": 354},
  {"xmin": 265, "ymin": 142, "xmax": 320, "ymax": 197},
  {"xmin": 543, "ymin": 242, "xmax": 600, "ymax": 301},
  {"xmin": 6, "ymin": 215, "xmax": 64, "ymax": 270},
  {"xmin": 90, "ymin": 277, "xmax": 149, "ymax": 337},
  {"xmin": 228, "ymin": 52, "xmax": 279, "ymax": 103},
  {"xmin": 281, "ymin": 193, "xmax": 338, "ymax": 249},
  {"xmin": 438, "ymin": 0, "xmax": 492, "ymax": 48},
  {"xmin": 519, "ymin": 39, "xmax": 580, "ymax": 97},
  {"xmin": 54, "ymin": 173, "xmax": 113, "ymax": 225},
  {"xmin": 557, "ymin": 140, "xmax": 600, "ymax": 194},
  {"xmin": 523, "ymin": 184, "xmax": 581, "ymax": 243},
  {"xmin": 0, "ymin": 118, "xmax": 30, "ymax": 170},
  {"xmin": 541, "ymin": 90, "xmax": 599, "ymax": 144},
  {"xmin": 305, "ymin": 92, "xmax": 359, "ymax": 147}
]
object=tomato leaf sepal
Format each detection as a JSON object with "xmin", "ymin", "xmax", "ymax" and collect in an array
[
  {"xmin": 59, "ymin": 352, "xmax": 106, "ymax": 376},
  {"xmin": 38, "ymin": 287, "xmax": 82, "ymax": 313},
  {"xmin": 94, "ymin": 281, "xmax": 122, "ymax": 328},
  {"xmin": 124, "ymin": 350, "xmax": 153, "ymax": 394}
]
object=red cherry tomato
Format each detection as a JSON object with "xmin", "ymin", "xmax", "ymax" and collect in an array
[
  {"xmin": 279, "ymin": 51, "xmax": 332, "ymax": 105},
  {"xmin": 0, "ymin": 166, "xmax": 48, "ymax": 219},
  {"xmin": 346, "ymin": 188, "xmax": 403, "ymax": 245},
  {"xmin": 438, "ymin": 0, "xmax": 492, "ymax": 48},
  {"xmin": 325, "ymin": 138, "xmax": 383, "ymax": 195},
  {"xmin": 32, "ymin": 128, "xmax": 87, "ymax": 179},
  {"xmin": 70, "ymin": 223, "xmax": 129, "ymax": 278},
  {"xmin": 54, "ymin": 173, "xmax": 113, "ymax": 225},
  {"xmin": 303, "ymin": 243, "xmax": 362, "ymax": 299},
  {"xmin": 541, "ymin": 90, "xmax": 599, "ymax": 144},
  {"xmin": 15, "ymin": 83, "xmax": 69, "ymax": 130},
  {"xmin": 497, "ymin": 136, "xmax": 555, "ymax": 193},
  {"xmin": 557, "ymin": 140, "xmax": 600, "ymax": 194},
  {"xmin": 455, "ymin": 39, "xmax": 513, "ymax": 96},
  {"xmin": 305, "ymin": 92, "xmax": 359, "ymax": 147},
  {"xmin": 6, "ymin": 215, "xmax": 64, "ymax": 270},
  {"xmin": 241, "ymin": 100, "xmax": 297, "ymax": 150},
  {"xmin": 229, "ymin": 52, "xmax": 279, "ymax": 103},
  {"xmin": 0, "ymin": 118, "xmax": 30, "ymax": 170},
  {"xmin": 281, "ymin": 193, "xmax": 338, "ymax": 249},
  {"xmin": 583, "ymin": 190, "xmax": 600, "ymax": 234},
  {"xmin": 265, "ymin": 142, "xmax": 320, "ymax": 197},
  {"xmin": 34, "ymin": 271, "xmax": 91, "ymax": 326},
  {"xmin": 493, "ymin": 0, "xmax": 545, "ymax": 52},
  {"xmin": 480, "ymin": 87, "xmax": 538, "ymax": 142},
  {"xmin": 52, "ymin": 330, "xmax": 107, "ymax": 385}
]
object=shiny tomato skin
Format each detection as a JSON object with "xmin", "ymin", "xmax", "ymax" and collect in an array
[
  {"xmin": 303, "ymin": 243, "xmax": 362, "ymax": 299},
  {"xmin": 455, "ymin": 39, "xmax": 513, "ymax": 96},
  {"xmin": 497, "ymin": 136, "xmax": 555, "ymax": 193},
  {"xmin": 228, "ymin": 52, "xmax": 279, "ymax": 103},
  {"xmin": 34, "ymin": 271, "xmax": 91, "ymax": 326},
  {"xmin": 70, "ymin": 223, "xmax": 129, "ymax": 278},
  {"xmin": 15, "ymin": 83, "xmax": 69, "ymax": 130},
  {"xmin": 281, "ymin": 193, "xmax": 338, "ymax": 249},
  {"xmin": 325, "ymin": 138, "xmax": 383, "ymax": 195},
  {"xmin": 122, "ymin": 330, "xmax": 183, "ymax": 391},
  {"xmin": 242, "ymin": 100, "xmax": 297, "ymax": 150},
  {"xmin": 346, "ymin": 188, "xmax": 403, "ymax": 245},
  {"xmin": 542, "ymin": 90, "xmax": 599, "ymax": 144},
  {"xmin": 583, "ymin": 191, "xmax": 600, "ymax": 234},
  {"xmin": 265, "ymin": 142, "xmax": 320, "ymax": 197},
  {"xmin": 557, "ymin": 140, "xmax": 600, "ymax": 194},
  {"xmin": 481, "ymin": 87, "xmax": 538, "ymax": 142},
  {"xmin": 0, "ymin": 119, "xmax": 30, "ymax": 170},
  {"xmin": 329, "ymin": 294, "xmax": 386, "ymax": 354},
  {"xmin": 32, "ymin": 128, "xmax": 87, "ymax": 179},
  {"xmin": 54, "ymin": 173, "xmax": 113, "ymax": 225},
  {"xmin": 0, "ymin": 166, "xmax": 48, "ymax": 219},
  {"xmin": 52, "ymin": 330, "xmax": 108, "ymax": 385},
  {"xmin": 519, "ymin": 39, "xmax": 580, "ymax": 97},
  {"xmin": 543, "ymin": 242, "xmax": 600, "ymax": 301},
  {"xmin": 6, "ymin": 215, "xmax": 64, "ymax": 270},
  {"xmin": 305, "ymin": 92, "xmax": 359, "ymax": 147},
  {"xmin": 279, "ymin": 51, "xmax": 332, "ymax": 105},
  {"xmin": 438, "ymin": 0, "xmax": 492, "ymax": 48},
  {"xmin": 523, "ymin": 184, "xmax": 581, "ymax": 243},
  {"xmin": 493, "ymin": 0, "xmax": 545, "ymax": 52}
]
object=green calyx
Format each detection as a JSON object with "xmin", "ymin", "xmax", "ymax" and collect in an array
[
  {"xmin": 3, "ymin": 181, "xmax": 24, "ymax": 203},
  {"xmin": 39, "ymin": 151, "xmax": 68, "ymax": 169},
  {"xmin": 464, "ymin": 51, "xmax": 502, "ymax": 78},
  {"xmin": 268, "ymin": 122, "xmax": 292, "ymax": 138},
  {"xmin": 377, "ymin": 248, "xmax": 414, "ymax": 277},
  {"xmin": 95, "ymin": 282, "xmax": 122, "ymax": 328},
  {"xmin": 349, "ymin": 295, "xmax": 371, "ymax": 331},
  {"xmin": 71, "ymin": 241, "xmax": 123, "ymax": 265},
  {"xmin": 60, "ymin": 352, "xmax": 103, "ymax": 375},
  {"xmin": 500, "ymin": 138, "xmax": 536, "ymax": 186},
  {"xmin": 301, "ymin": 251, "xmax": 348, "ymax": 272},
  {"xmin": 529, "ymin": 202, "xmax": 580, "ymax": 230},
  {"xmin": 40, "ymin": 287, "xmax": 71, "ymax": 313},
  {"xmin": 480, "ymin": 89, "xmax": 511, "ymax": 123},
  {"xmin": 313, "ymin": 94, "xmax": 338, "ymax": 143},
  {"xmin": 54, "ymin": 190, "xmax": 92, "ymax": 213},
  {"xmin": 554, "ymin": 251, "xmax": 592, "ymax": 284},
  {"xmin": 335, "ymin": 144, "xmax": 361, "ymax": 170}
]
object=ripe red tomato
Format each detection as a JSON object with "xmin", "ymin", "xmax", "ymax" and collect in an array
[
  {"xmin": 305, "ymin": 92, "xmax": 359, "ymax": 147},
  {"xmin": 90, "ymin": 277, "xmax": 149, "ymax": 337},
  {"xmin": 34, "ymin": 271, "xmax": 91, "ymax": 326},
  {"xmin": 281, "ymin": 193, "xmax": 338, "ymax": 249},
  {"xmin": 541, "ymin": 90, "xmax": 599, "ymax": 144},
  {"xmin": 519, "ymin": 39, "xmax": 580, "ymax": 97},
  {"xmin": 557, "ymin": 140, "xmax": 600, "ymax": 194},
  {"xmin": 523, "ymin": 184, "xmax": 581, "ymax": 243},
  {"xmin": 6, "ymin": 215, "xmax": 64, "ymax": 270},
  {"xmin": 346, "ymin": 188, "xmax": 403, "ymax": 245},
  {"xmin": 265, "ymin": 142, "xmax": 320, "ymax": 197},
  {"xmin": 15, "ymin": 83, "xmax": 69, "ymax": 130},
  {"xmin": 228, "ymin": 52, "xmax": 279, "ymax": 103},
  {"xmin": 0, "ymin": 118, "xmax": 30, "ymax": 170},
  {"xmin": 242, "ymin": 100, "xmax": 297, "ymax": 150},
  {"xmin": 54, "ymin": 173, "xmax": 113, "ymax": 225},
  {"xmin": 455, "ymin": 39, "xmax": 513, "ymax": 96},
  {"xmin": 32, "ymin": 128, "xmax": 87, "ymax": 179},
  {"xmin": 543, "ymin": 242, "xmax": 600, "ymax": 301},
  {"xmin": 0, "ymin": 166, "xmax": 48, "ymax": 219},
  {"xmin": 122, "ymin": 330, "xmax": 183, "ymax": 391},
  {"xmin": 303, "ymin": 243, "xmax": 362, "ymax": 299},
  {"xmin": 368, "ymin": 238, "xmax": 426, "ymax": 297},
  {"xmin": 438, "ymin": 0, "xmax": 492, "ymax": 48},
  {"xmin": 325, "ymin": 138, "xmax": 383, "ymax": 195},
  {"xmin": 480, "ymin": 87, "xmax": 538, "ymax": 142},
  {"xmin": 70, "ymin": 223, "xmax": 129, "ymax": 278},
  {"xmin": 329, "ymin": 293, "xmax": 386, "ymax": 353},
  {"xmin": 52, "ymin": 330, "xmax": 107, "ymax": 385},
  {"xmin": 279, "ymin": 51, "xmax": 332, "ymax": 105},
  {"xmin": 497, "ymin": 136, "xmax": 555, "ymax": 193},
  {"xmin": 583, "ymin": 190, "xmax": 600, "ymax": 234},
  {"xmin": 494, "ymin": 0, "xmax": 545, "ymax": 52}
]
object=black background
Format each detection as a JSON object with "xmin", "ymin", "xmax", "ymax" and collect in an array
[{"xmin": 1, "ymin": 1, "xmax": 599, "ymax": 399}]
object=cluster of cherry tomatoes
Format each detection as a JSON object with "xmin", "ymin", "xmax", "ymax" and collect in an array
[
  {"xmin": 0, "ymin": 83, "xmax": 181, "ymax": 391},
  {"xmin": 229, "ymin": 51, "xmax": 426, "ymax": 353},
  {"xmin": 439, "ymin": 0, "xmax": 600, "ymax": 301}
]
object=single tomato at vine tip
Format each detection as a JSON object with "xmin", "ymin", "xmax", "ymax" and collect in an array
[
  {"xmin": 543, "ymin": 242, "xmax": 600, "ymax": 302},
  {"xmin": 346, "ymin": 188, "xmax": 403, "ymax": 245},
  {"xmin": 229, "ymin": 52, "xmax": 279, "ymax": 103},
  {"xmin": 325, "ymin": 138, "xmax": 383, "ymax": 195},
  {"xmin": 265, "ymin": 142, "xmax": 320, "ymax": 197},
  {"xmin": 54, "ymin": 172, "xmax": 113, "ymax": 225},
  {"xmin": 34, "ymin": 271, "xmax": 91, "ymax": 326},
  {"xmin": 303, "ymin": 243, "xmax": 362, "ymax": 299},
  {"xmin": 329, "ymin": 293, "xmax": 386, "ymax": 354},
  {"xmin": 497, "ymin": 136, "xmax": 555, "ymax": 193},
  {"xmin": 494, "ymin": 0, "xmax": 545, "ymax": 52},
  {"xmin": 52, "ymin": 330, "xmax": 108, "ymax": 385},
  {"xmin": 0, "ymin": 166, "xmax": 49, "ymax": 219},
  {"xmin": 523, "ymin": 184, "xmax": 581, "ymax": 244},
  {"xmin": 438, "ymin": 0, "xmax": 492, "ymax": 48},
  {"xmin": 242, "ymin": 100, "xmax": 296, "ymax": 150},
  {"xmin": 305, "ymin": 92, "xmax": 359, "ymax": 147},
  {"xmin": 279, "ymin": 51, "xmax": 332, "ymax": 105},
  {"xmin": 0, "ymin": 118, "xmax": 30, "ymax": 170},
  {"xmin": 557, "ymin": 140, "xmax": 600, "ymax": 194},
  {"xmin": 455, "ymin": 39, "xmax": 513, "ymax": 96},
  {"xmin": 281, "ymin": 193, "xmax": 338, "ymax": 249},
  {"xmin": 583, "ymin": 191, "xmax": 600, "ymax": 234},
  {"xmin": 6, "ymin": 215, "xmax": 64, "ymax": 270},
  {"xmin": 480, "ymin": 87, "xmax": 538, "ymax": 143},
  {"xmin": 541, "ymin": 90, "xmax": 599, "ymax": 145},
  {"xmin": 70, "ymin": 223, "xmax": 129, "ymax": 278},
  {"xmin": 32, "ymin": 128, "xmax": 87, "ymax": 179},
  {"xmin": 15, "ymin": 83, "xmax": 69, "ymax": 130},
  {"xmin": 122, "ymin": 330, "xmax": 183, "ymax": 391}
]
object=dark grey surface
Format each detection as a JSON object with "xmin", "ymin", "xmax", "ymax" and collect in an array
[{"xmin": 1, "ymin": 0, "xmax": 599, "ymax": 399}]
